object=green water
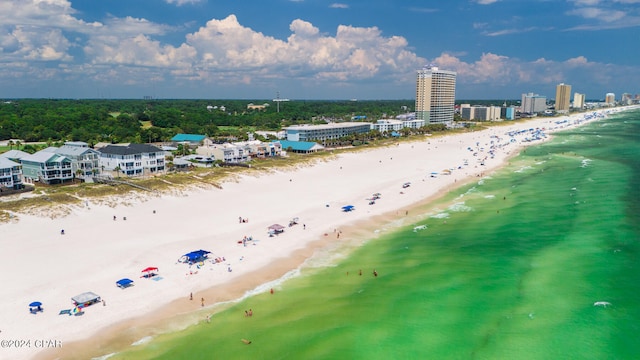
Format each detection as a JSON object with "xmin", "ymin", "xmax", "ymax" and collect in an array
[{"xmin": 111, "ymin": 110, "xmax": 640, "ymax": 360}]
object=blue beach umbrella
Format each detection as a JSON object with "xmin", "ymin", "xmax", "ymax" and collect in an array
[{"xmin": 29, "ymin": 301, "xmax": 42, "ymax": 307}]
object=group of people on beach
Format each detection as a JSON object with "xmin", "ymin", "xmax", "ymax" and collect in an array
[
  {"xmin": 188, "ymin": 292, "xmax": 205, "ymax": 307},
  {"xmin": 352, "ymin": 269, "xmax": 378, "ymax": 277}
]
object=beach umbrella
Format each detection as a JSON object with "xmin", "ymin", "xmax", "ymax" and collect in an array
[
  {"xmin": 116, "ymin": 278, "xmax": 134, "ymax": 288},
  {"xmin": 342, "ymin": 205, "xmax": 355, "ymax": 212},
  {"xmin": 29, "ymin": 301, "xmax": 42, "ymax": 307},
  {"xmin": 141, "ymin": 267, "xmax": 158, "ymax": 277},
  {"xmin": 268, "ymin": 224, "xmax": 285, "ymax": 231}
]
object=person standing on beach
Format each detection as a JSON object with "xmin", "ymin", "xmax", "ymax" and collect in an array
[{"xmin": 201, "ymin": 297, "xmax": 205, "ymax": 307}]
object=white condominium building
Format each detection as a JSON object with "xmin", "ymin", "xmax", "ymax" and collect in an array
[
  {"xmin": 521, "ymin": 93, "xmax": 547, "ymax": 114},
  {"xmin": 415, "ymin": 66, "xmax": 457, "ymax": 125},
  {"xmin": 573, "ymin": 93, "xmax": 585, "ymax": 109}
]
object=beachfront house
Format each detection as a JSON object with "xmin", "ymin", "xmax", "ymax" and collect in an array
[
  {"xmin": 42, "ymin": 142, "xmax": 101, "ymax": 180},
  {"xmin": 235, "ymin": 140, "xmax": 282, "ymax": 159},
  {"xmin": 99, "ymin": 143, "xmax": 166, "ymax": 177},
  {"xmin": 19, "ymin": 150, "xmax": 73, "ymax": 184},
  {"xmin": 197, "ymin": 140, "xmax": 282, "ymax": 161},
  {"xmin": 0, "ymin": 149, "xmax": 30, "ymax": 163},
  {"xmin": 205, "ymin": 143, "xmax": 248, "ymax": 163},
  {"xmin": 0, "ymin": 157, "xmax": 23, "ymax": 190}
]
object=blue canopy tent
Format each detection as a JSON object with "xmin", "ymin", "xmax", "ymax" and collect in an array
[
  {"xmin": 29, "ymin": 301, "xmax": 43, "ymax": 314},
  {"xmin": 116, "ymin": 278, "xmax": 134, "ymax": 289},
  {"xmin": 179, "ymin": 249, "xmax": 211, "ymax": 264},
  {"xmin": 342, "ymin": 205, "xmax": 355, "ymax": 212}
]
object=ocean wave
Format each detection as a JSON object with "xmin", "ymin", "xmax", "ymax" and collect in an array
[
  {"xmin": 448, "ymin": 202, "xmax": 472, "ymax": 212},
  {"xmin": 514, "ymin": 166, "xmax": 533, "ymax": 173},
  {"xmin": 413, "ymin": 225, "xmax": 427, "ymax": 232},
  {"xmin": 484, "ymin": 194, "xmax": 495, "ymax": 199},
  {"xmin": 463, "ymin": 186, "xmax": 478, "ymax": 195},
  {"xmin": 92, "ymin": 353, "xmax": 116, "ymax": 360},
  {"xmin": 249, "ymin": 268, "xmax": 302, "ymax": 297},
  {"xmin": 132, "ymin": 336, "xmax": 154, "ymax": 346},
  {"xmin": 430, "ymin": 212, "xmax": 449, "ymax": 219},
  {"xmin": 581, "ymin": 159, "xmax": 592, "ymax": 168}
]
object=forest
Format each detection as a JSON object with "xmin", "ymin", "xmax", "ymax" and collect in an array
[{"xmin": 0, "ymin": 99, "xmax": 422, "ymax": 146}]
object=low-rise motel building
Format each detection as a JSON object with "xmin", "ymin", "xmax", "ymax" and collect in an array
[{"xmin": 284, "ymin": 122, "xmax": 371, "ymax": 142}]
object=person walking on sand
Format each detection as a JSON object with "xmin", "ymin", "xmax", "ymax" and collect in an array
[
  {"xmin": 201, "ymin": 297, "xmax": 205, "ymax": 307},
  {"xmin": 190, "ymin": 292, "xmax": 193, "ymax": 301}
]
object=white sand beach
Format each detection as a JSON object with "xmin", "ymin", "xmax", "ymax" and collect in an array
[{"xmin": 0, "ymin": 108, "xmax": 630, "ymax": 360}]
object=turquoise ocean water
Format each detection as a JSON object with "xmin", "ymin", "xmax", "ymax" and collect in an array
[{"xmin": 111, "ymin": 110, "xmax": 640, "ymax": 360}]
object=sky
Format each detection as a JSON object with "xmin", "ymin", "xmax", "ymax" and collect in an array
[{"xmin": 1, "ymin": 0, "xmax": 639, "ymax": 100}]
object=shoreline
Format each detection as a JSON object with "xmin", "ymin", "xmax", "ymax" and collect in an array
[
  {"xmin": 38, "ymin": 175, "xmax": 479, "ymax": 360},
  {"xmin": 1, "ymin": 108, "xmax": 634, "ymax": 360}
]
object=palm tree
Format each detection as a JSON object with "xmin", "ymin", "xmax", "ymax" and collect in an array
[
  {"xmin": 114, "ymin": 165, "xmax": 121, "ymax": 178},
  {"xmin": 8, "ymin": 140, "xmax": 14, "ymax": 150}
]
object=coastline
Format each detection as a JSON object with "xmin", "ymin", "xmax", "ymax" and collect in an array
[{"xmin": 0, "ymin": 108, "xmax": 632, "ymax": 360}]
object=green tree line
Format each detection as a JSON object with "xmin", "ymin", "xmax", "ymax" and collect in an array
[{"xmin": 0, "ymin": 99, "xmax": 415, "ymax": 145}]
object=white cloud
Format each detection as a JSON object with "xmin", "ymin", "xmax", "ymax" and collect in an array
[
  {"xmin": 426, "ymin": 52, "xmax": 639, "ymax": 96},
  {"xmin": 569, "ymin": 0, "xmax": 601, "ymax": 5},
  {"xmin": 179, "ymin": 15, "xmax": 423, "ymax": 83},
  {"xmin": 566, "ymin": 0, "xmax": 640, "ymax": 30},
  {"xmin": 329, "ymin": 3, "xmax": 349, "ymax": 9},
  {"xmin": 1, "ymin": 1, "xmax": 637, "ymax": 99},
  {"xmin": 165, "ymin": 0, "xmax": 204, "ymax": 5},
  {"xmin": 568, "ymin": 7, "xmax": 626, "ymax": 22},
  {"xmin": 483, "ymin": 26, "xmax": 543, "ymax": 36},
  {"xmin": 475, "ymin": 0, "xmax": 500, "ymax": 4}
]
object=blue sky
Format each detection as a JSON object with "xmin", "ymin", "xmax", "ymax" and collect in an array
[{"xmin": 1, "ymin": 0, "xmax": 639, "ymax": 100}]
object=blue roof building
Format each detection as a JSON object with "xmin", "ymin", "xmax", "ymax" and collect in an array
[
  {"xmin": 171, "ymin": 134, "xmax": 206, "ymax": 144},
  {"xmin": 276, "ymin": 140, "xmax": 325, "ymax": 154}
]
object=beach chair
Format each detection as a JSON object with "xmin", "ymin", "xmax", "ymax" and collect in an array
[{"xmin": 58, "ymin": 309, "xmax": 72, "ymax": 316}]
